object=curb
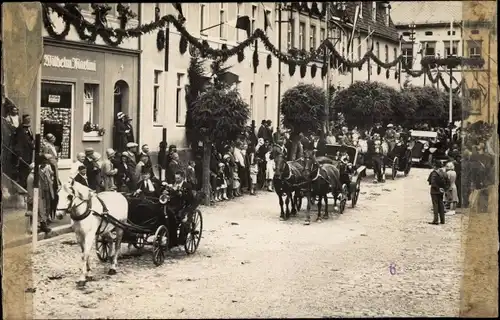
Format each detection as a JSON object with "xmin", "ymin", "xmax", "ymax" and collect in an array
[{"xmin": 3, "ymin": 224, "xmax": 74, "ymax": 249}]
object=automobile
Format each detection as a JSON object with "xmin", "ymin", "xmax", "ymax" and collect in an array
[{"xmin": 409, "ymin": 130, "xmax": 448, "ymax": 167}]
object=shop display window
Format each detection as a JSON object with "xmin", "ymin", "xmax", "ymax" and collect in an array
[{"xmin": 41, "ymin": 81, "xmax": 73, "ymax": 160}]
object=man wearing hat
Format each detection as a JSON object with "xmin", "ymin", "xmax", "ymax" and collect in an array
[
  {"xmin": 82, "ymin": 148, "xmax": 99, "ymax": 191},
  {"xmin": 14, "ymin": 114, "xmax": 35, "ymax": 188},
  {"xmin": 123, "ymin": 142, "xmax": 138, "ymax": 167},
  {"xmin": 70, "ymin": 152, "xmax": 86, "ymax": 182},
  {"xmin": 101, "ymin": 149, "xmax": 118, "ymax": 191},
  {"xmin": 385, "ymin": 124, "xmax": 396, "ymax": 152},
  {"xmin": 137, "ymin": 144, "xmax": 154, "ymax": 178},
  {"xmin": 124, "ymin": 115, "xmax": 135, "ymax": 143},
  {"xmin": 369, "ymin": 122, "xmax": 385, "ymax": 138},
  {"xmin": 26, "ymin": 160, "xmax": 52, "ymax": 233},
  {"xmin": 74, "ymin": 165, "xmax": 89, "ymax": 187},
  {"xmin": 113, "ymin": 112, "xmax": 128, "ymax": 152}
]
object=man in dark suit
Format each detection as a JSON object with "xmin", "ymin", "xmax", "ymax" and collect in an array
[
  {"xmin": 135, "ymin": 172, "xmax": 163, "ymax": 198},
  {"xmin": 427, "ymin": 160, "xmax": 446, "ymax": 225},
  {"xmin": 168, "ymin": 170, "xmax": 195, "ymax": 246},
  {"xmin": 13, "ymin": 114, "xmax": 35, "ymax": 188},
  {"xmin": 137, "ymin": 144, "xmax": 155, "ymax": 178},
  {"xmin": 74, "ymin": 165, "xmax": 90, "ymax": 187}
]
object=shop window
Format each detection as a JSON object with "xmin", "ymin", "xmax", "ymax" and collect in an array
[
  {"xmin": 41, "ymin": 81, "xmax": 73, "ymax": 161},
  {"xmin": 176, "ymin": 73, "xmax": 185, "ymax": 124},
  {"xmin": 153, "ymin": 70, "xmax": 162, "ymax": 124},
  {"xmin": 83, "ymin": 84, "xmax": 99, "ymax": 125}
]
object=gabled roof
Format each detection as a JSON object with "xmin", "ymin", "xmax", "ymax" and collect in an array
[
  {"xmin": 343, "ymin": 2, "xmax": 400, "ymax": 43},
  {"xmin": 390, "ymin": 1, "xmax": 463, "ymax": 26}
]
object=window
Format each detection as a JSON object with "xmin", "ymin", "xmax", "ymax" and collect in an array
[
  {"xmin": 444, "ymin": 41, "xmax": 459, "ymax": 58},
  {"xmin": 264, "ymin": 84, "xmax": 269, "ymax": 117},
  {"xmin": 372, "ymin": 1, "xmax": 377, "ymax": 21},
  {"xmin": 175, "ymin": 73, "xmax": 185, "ymax": 124},
  {"xmin": 384, "ymin": 44, "xmax": 388, "ymax": 62},
  {"xmin": 236, "ymin": 3, "xmax": 242, "ymax": 42},
  {"xmin": 250, "ymin": 82, "xmax": 254, "ymax": 118},
  {"xmin": 219, "ymin": 3, "xmax": 226, "ymax": 39},
  {"xmin": 153, "ymin": 70, "xmax": 161, "ymax": 123},
  {"xmin": 357, "ymin": 36, "xmax": 362, "ymax": 59},
  {"xmin": 320, "ymin": 27, "xmax": 325, "ymax": 43},
  {"xmin": 402, "ymin": 31, "xmax": 411, "ymax": 36},
  {"xmin": 376, "ymin": 42, "xmax": 380, "ymax": 58},
  {"xmin": 425, "ymin": 31, "xmax": 433, "ymax": 36},
  {"xmin": 287, "ymin": 19, "xmax": 295, "ymax": 49},
  {"xmin": 251, "ymin": 4, "xmax": 257, "ymax": 33},
  {"xmin": 83, "ymin": 84, "xmax": 98, "ymax": 125},
  {"xmin": 310, "ymin": 25, "xmax": 317, "ymax": 51},
  {"xmin": 299, "ymin": 22, "xmax": 306, "ymax": 50},
  {"xmin": 393, "ymin": 47, "xmax": 397, "ymax": 60},
  {"xmin": 402, "ymin": 44, "xmax": 413, "ymax": 69},
  {"xmin": 447, "ymin": 30, "xmax": 456, "ymax": 36},
  {"xmin": 468, "ymin": 40, "xmax": 482, "ymax": 58},
  {"xmin": 359, "ymin": 1, "xmax": 363, "ymax": 17},
  {"xmin": 423, "ymin": 41, "xmax": 436, "ymax": 58},
  {"xmin": 200, "ymin": 4, "xmax": 206, "ymax": 35},
  {"xmin": 41, "ymin": 81, "xmax": 73, "ymax": 160},
  {"xmin": 471, "ymin": 29, "xmax": 480, "ymax": 35}
]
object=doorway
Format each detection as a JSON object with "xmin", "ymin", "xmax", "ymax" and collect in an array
[{"xmin": 113, "ymin": 80, "xmax": 130, "ymax": 118}]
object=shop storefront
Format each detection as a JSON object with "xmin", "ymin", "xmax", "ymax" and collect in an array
[{"xmin": 41, "ymin": 41, "xmax": 139, "ymax": 173}]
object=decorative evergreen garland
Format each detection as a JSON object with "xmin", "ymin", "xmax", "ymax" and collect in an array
[
  {"xmin": 300, "ymin": 64, "xmax": 307, "ymax": 78},
  {"xmin": 386, "ymin": 69, "xmax": 390, "ymax": 79},
  {"xmin": 237, "ymin": 50, "xmax": 245, "ymax": 63},
  {"xmin": 253, "ymin": 41, "xmax": 259, "ymax": 74},
  {"xmin": 289, "ymin": 62, "xmax": 296, "ymax": 76},
  {"xmin": 42, "ymin": 3, "xmax": 485, "ymax": 81},
  {"xmin": 425, "ymin": 68, "xmax": 463, "ymax": 94},
  {"xmin": 311, "ymin": 64, "xmax": 317, "ymax": 78},
  {"xmin": 321, "ymin": 65, "xmax": 327, "ymax": 78},
  {"xmin": 266, "ymin": 54, "xmax": 272, "ymax": 69},
  {"xmin": 156, "ymin": 29, "xmax": 165, "ymax": 51},
  {"xmin": 179, "ymin": 35, "xmax": 188, "ymax": 54}
]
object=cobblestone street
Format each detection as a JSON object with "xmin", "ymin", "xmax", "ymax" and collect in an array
[{"xmin": 32, "ymin": 168, "xmax": 465, "ymax": 318}]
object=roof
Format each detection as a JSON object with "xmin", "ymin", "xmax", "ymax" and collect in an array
[
  {"xmin": 343, "ymin": 2, "xmax": 400, "ymax": 43},
  {"xmin": 390, "ymin": 1, "xmax": 463, "ymax": 26}
]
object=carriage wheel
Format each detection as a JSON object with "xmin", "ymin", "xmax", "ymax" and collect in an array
[
  {"xmin": 351, "ymin": 181, "xmax": 361, "ymax": 208},
  {"xmin": 96, "ymin": 236, "xmax": 112, "ymax": 262},
  {"xmin": 152, "ymin": 225, "xmax": 169, "ymax": 266},
  {"xmin": 391, "ymin": 157, "xmax": 398, "ymax": 180},
  {"xmin": 185, "ymin": 210, "xmax": 203, "ymax": 255},
  {"xmin": 404, "ymin": 151, "xmax": 412, "ymax": 176},
  {"xmin": 338, "ymin": 185, "xmax": 348, "ymax": 214},
  {"xmin": 133, "ymin": 235, "xmax": 146, "ymax": 249}
]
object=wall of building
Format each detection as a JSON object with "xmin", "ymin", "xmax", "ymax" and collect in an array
[{"xmin": 140, "ymin": 2, "xmax": 401, "ymax": 153}]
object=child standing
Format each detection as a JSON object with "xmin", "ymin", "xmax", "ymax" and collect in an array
[
  {"xmin": 186, "ymin": 160, "xmax": 197, "ymax": 188},
  {"xmin": 265, "ymin": 145, "xmax": 275, "ymax": 192},
  {"xmin": 216, "ymin": 162, "xmax": 228, "ymax": 201},
  {"xmin": 249, "ymin": 151, "xmax": 258, "ymax": 195},
  {"xmin": 445, "ymin": 161, "xmax": 458, "ymax": 215}
]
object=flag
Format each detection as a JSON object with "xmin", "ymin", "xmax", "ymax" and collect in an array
[
  {"xmin": 235, "ymin": 15, "xmax": 251, "ymax": 38},
  {"xmin": 171, "ymin": 3, "xmax": 184, "ymax": 18},
  {"xmin": 261, "ymin": 3, "xmax": 273, "ymax": 32},
  {"xmin": 347, "ymin": 5, "xmax": 360, "ymax": 55}
]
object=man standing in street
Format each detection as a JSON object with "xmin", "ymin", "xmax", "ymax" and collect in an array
[
  {"xmin": 101, "ymin": 149, "xmax": 118, "ymax": 191},
  {"xmin": 14, "ymin": 114, "xmax": 35, "ymax": 188},
  {"xmin": 427, "ymin": 160, "xmax": 446, "ymax": 225},
  {"xmin": 138, "ymin": 144, "xmax": 154, "ymax": 177}
]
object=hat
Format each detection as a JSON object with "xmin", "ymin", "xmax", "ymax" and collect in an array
[
  {"xmin": 223, "ymin": 154, "xmax": 230, "ymax": 160},
  {"xmin": 92, "ymin": 152, "xmax": 101, "ymax": 161},
  {"xmin": 106, "ymin": 148, "xmax": 116, "ymax": 158},
  {"xmin": 126, "ymin": 142, "xmax": 138, "ymax": 148},
  {"xmin": 29, "ymin": 163, "xmax": 35, "ymax": 170},
  {"xmin": 46, "ymin": 133, "xmax": 55, "ymax": 140},
  {"xmin": 84, "ymin": 147, "xmax": 94, "ymax": 154},
  {"xmin": 387, "ymin": 124, "xmax": 394, "ymax": 128},
  {"xmin": 218, "ymin": 162, "xmax": 225, "ymax": 168},
  {"xmin": 78, "ymin": 165, "xmax": 86, "ymax": 171},
  {"xmin": 117, "ymin": 112, "xmax": 125, "ymax": 119}
]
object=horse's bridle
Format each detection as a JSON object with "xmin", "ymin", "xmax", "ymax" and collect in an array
[{"xmin": 56, "ymin": 189, "xmax": 92, "ymax": 221}]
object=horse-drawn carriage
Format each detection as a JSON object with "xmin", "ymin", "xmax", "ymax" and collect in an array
[
  {"xmin": 95, "ymin": 186, "xmax": 203, "ymax": 266},
  {"xmin": 323, "ymin": 144, "xmax": 366, "ymax": 211}
]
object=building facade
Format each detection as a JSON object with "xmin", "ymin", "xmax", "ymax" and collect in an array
[
  {"xmin": 42, "ymin": 4, "xmax": 140, "ymax": 179},
  {"xmin": 140, "ymin": 2, "xmax": 400, "ymax": 153},
  {"xmin": 461, "ymin": 1, "xmax": 497, "ymax": 124},
  {"xmin": 391, "ymin": 1, "xmax": 464, "ymax": 88}
]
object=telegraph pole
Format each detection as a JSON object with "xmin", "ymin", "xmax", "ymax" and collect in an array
[
  {"xmin": 325, "ymin": 2, "xmax": 331, "ymax": 134},
  {"xmin": 448, "ymin": 20, "xmax": 453, "ymax": 125}
]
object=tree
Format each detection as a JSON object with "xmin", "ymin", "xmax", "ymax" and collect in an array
[
  {"xmin": 191, "ymin": 62, "xmax": 250, "ymax": 205},
  {"xmin": 406, "ymin": 86, "xmax": 445, "ymax": 127},
  {"xmin": 280, "ymin": 83, "xmax": 326, "ymax": 160},
  {"xmin": 332, "ymin": 81, "xmax": 393, "ymax": 130},
  {"xmin": 388, "ymin": 88, "xmax": 418, "ymax": 127},
  {"xmin": 185, "ymin": 52, "xmax": 209, "ymax": 148}
]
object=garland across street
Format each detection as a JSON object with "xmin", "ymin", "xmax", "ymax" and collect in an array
[{"xmin": 42, "ymin": 3, "xmax": 485, "ymax": 92}]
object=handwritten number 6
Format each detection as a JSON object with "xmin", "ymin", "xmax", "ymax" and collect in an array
[{"xmin": 389, "ymin": 263, "xmax": 396, "ymax": 275}]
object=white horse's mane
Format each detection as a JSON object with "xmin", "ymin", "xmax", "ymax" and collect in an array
[{"xmin": 63, "ymin": 181, "xmax": 92, "ymax": 200}]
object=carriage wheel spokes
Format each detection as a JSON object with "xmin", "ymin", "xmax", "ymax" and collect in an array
[
  {"xmin": 391, "ymin": 157, "xmax": 398, "ymax": 180},
  {"xmin": 404, "ymin": 150, "xmax": 412, "ymax": 176},
  {"xmin": 152, "ymin": 225, "xmax": 169, "ymax": 266},
  {"xmin": 185, "ymin": 210, "xmax": 203, "ymax": 255},
  {"xmin": 96, "ymin": 235, "xmax": 112, "ymax": 262},
  {"xmin": 133, "ymin": 235, "xmax": 146, "ymax": 249}
]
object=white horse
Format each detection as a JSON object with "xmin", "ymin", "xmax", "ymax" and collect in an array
[{"xmin": 56, "ymin": 181, "xmax": 128, "ymax": 286}]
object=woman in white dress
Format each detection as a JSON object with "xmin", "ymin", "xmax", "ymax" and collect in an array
[
  {"xmin": 445, "ymin": 161, "xmax": 458, "ymax": 215},
  {"xmin": 265, "ymin": 145, "xmax": 275, "ymax": 192}
]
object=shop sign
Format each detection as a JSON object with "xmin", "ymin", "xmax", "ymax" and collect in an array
[
  {"xmin": 43, "ymin": 54, "xmax": 97, "ymax": 72},
  {"xmin": 48, "ymin": 94, "xmax": 60, "ymax": 103}
]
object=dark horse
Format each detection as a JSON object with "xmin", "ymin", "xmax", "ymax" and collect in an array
[
  {"xmin": 273, "ymin": 153, "xmax": 308, "ymax": 220},
  {"xmin": 367, "ymin": 136, "xmax": 388, "ymax": 183},
  {"xmin": 303, "ymin": 151, "xmax": 343, "ymax": 224}
]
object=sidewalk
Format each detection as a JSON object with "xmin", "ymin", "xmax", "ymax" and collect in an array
[{"xmin": 3, "ymin": 207, "xmax": 73, "ymax": 249}]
